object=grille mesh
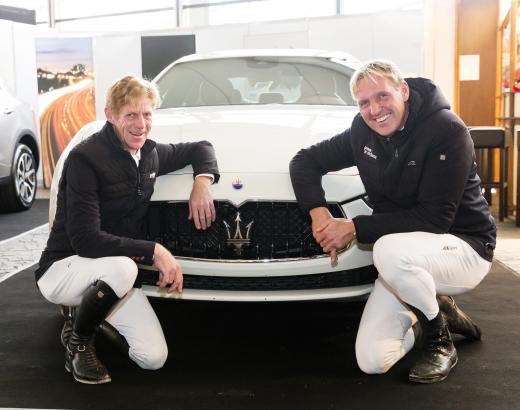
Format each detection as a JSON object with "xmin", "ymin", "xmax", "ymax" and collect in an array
[
  {"xmin": 147, "ymin": 201, "xmax": 345, "ymax": 260},
  {"xmin": 137, "ymin": 265, "xmax": 377, "ymax": 291}
]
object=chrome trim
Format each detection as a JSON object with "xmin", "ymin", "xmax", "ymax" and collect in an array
[
  {"xmin": 160, "ymin": 198, "xmax": 347, "ymax": 217},
  {"xmin": 138, "ymin": 244, "xmax": 352, "ymax": 267}
]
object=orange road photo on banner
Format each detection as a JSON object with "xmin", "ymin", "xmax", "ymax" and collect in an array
[{"xmin": 36, "ymin": 37, "xmax": 95, "ymax": 188}]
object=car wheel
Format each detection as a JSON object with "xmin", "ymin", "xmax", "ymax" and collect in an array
[{"xmin": 0, "ymin": 143, "xmax": 37, "ymax": 212}]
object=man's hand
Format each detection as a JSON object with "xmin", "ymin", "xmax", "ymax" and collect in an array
[
  {"xmin": 309, "ymin": 207, "xmax": 356, "ymax": 263},
  {"xmin": 153, "ymin": 243, "xmax": 183, "ymax": 293},
  {"xmin": 188, "ymin": 175, "xmax": 216, "ymax": 230}
]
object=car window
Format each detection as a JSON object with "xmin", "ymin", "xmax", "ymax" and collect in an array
[{"xmin": 155, "ymin": 56, "xmax": 356, "ymax": 108}]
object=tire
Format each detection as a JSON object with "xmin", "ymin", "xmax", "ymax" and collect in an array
[{"xmin": 0, "ymin": 143, "xmax": 37, "ymax": 212}]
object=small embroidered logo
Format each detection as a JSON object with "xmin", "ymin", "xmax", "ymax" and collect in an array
[
  {"xmin": 440, "ymin": 154, "xmax": 446, "ymax": 161},
  {"xmin": 407, "ymin": 160, "xmax": 416, "ymax": 166},
  {"xmin": 363, "ymin": 146, "xmax": 377, "ymax": 159},
  {"xmin": 442, "ymin": 245, "xmax": 457, "ymax": 251},
  {"xmin": 149, "ymin": 172, "xmax": 156, "ymax": 179}
]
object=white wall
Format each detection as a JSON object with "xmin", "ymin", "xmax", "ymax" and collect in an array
[
  {"xmin": 422, "ymin": 0, "xmax": 457, "ymax": 107},
  {"xmin": 192, "ymin": 10, "xmax": 424, "ymax": 76},
  {"xmin": 93, "ymin": 35, "xmax": 142, "ymax": 119},
  {"xmin": 0, "ymin": 20, "xmax": 39, "ymax": 112}
]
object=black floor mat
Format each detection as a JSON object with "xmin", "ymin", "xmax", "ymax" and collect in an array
[
  {"xmin": 0, "ymin": 199, "xmax": 49, "ymax": 240},
  {"xmin": 0, "ymin": 262, "xmax": 518, "ymax": 410}
]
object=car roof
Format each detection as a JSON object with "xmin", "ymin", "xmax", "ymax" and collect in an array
[
  {"xmin": 173, "ymin": 49, "xmax": 361, "ymax": 65},
  {"xmin": 153, "ymin": 49, "xmax": 361, "ymax": 83}
]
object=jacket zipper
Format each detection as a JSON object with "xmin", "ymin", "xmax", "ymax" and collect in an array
[
  {"xmin": 130, "ymin": 154, "xmax": 143, "ymax": 197},
  {"xmin": 137, "ymin": 170, "xmax": 142, "ymax": 196}
]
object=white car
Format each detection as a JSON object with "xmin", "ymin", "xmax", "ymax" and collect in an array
[
  {"xmin": 50, "ymin": 49, "xmax": 375, "ymax": 302},
  {"xmin": 0, "ymin": 79, "xmax": 39, "ymax": 212}
]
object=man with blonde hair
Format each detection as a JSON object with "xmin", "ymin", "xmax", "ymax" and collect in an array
[
  {"xmin": 36, "ymin": 75, "xmax": 219, "ymax": 384},
  {"xmin": 290, "ymin": 60, "xmax": 495, "ymax": 383}
]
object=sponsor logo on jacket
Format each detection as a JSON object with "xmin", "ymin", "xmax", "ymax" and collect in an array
[{"xmin": 363, "ymin": 146, "xmax": 377, "ymax": 159}]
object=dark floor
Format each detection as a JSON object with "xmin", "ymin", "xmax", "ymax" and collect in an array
[
  {"xmin": 1, "ymin": 199, "xmax": 519, "ymax": 409},
  {"xmin": 0, "ymin": 261, "xmax": 519, "ymax": 410},
  {"xmin": 0, "ymin": 199, "xmax": 49, "ymax": 240}
]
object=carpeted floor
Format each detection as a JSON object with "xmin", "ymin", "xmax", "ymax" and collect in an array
[
  {"xmin": 0, "ymin": 199, "xmax": 49, "ymax": 241},
  {"xmin": 0, "ymin": 262, "xmax": 519, "ymax": 410}
]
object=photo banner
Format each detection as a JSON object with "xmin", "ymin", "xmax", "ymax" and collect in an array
[{"xmin": 36, "ymin": 37, "xmax": 95, "ymax": 188}]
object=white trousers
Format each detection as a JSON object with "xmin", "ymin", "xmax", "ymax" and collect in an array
[
  {"xmin": 37, "ymin": 255, "xmax": 168, "ymax": 370},
  {"xmin": 355, "ymin": 232, "xmax": 492, "ymax": 375}
]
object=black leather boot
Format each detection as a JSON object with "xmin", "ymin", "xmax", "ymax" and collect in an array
[
  {"xmin": 98, "ymin": 321, "xmax": 130, "ymax": 355},
  {"xmin": 437, "ymin": 295, "xmax": 482, "ymax": 340},
  {"xmin": 409, "ymin": 311, "xmax": 458, "ymax": 384},
  {"xmin": 65, "ymin": 280, "xmax": 119, "ymax": 385},
  {"xmin": 60, "ymin": 305, "xmax": 75, "ymax": 348},
  {"xmin": 60, "ymin": 306, "xmax": 128, "ymax": 354}
]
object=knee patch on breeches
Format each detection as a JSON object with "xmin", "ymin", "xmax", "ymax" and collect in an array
[{"xmin": 98, "ymin": 257, "xmax": 138, "ymax": 298}]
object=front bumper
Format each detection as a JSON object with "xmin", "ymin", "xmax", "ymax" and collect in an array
[{"xmin": 137, "ymin": 243, "xmax": 376, "ymax": 301}]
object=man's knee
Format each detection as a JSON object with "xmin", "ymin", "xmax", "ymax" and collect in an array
[
  {"xmin": 131, "ymin": 342, "xmax": 168, "ymax": 370},
  {"xmin": 355, "ymin": 339, "xmax": 393, "ymax": 375},
  {"xmin": 373, "ymin": 234, "xmax": 411, "ymax": 286},
  {"xmin": 100, "ymin": 257, "xmax": 138, "ymax": 297}
]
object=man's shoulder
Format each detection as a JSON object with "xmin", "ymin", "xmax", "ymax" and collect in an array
[
  {"xmin": 425, "ymin": 109, "xmax": 468, "ymax": 137},
  {"xmin": 68, "ymin": 132, "xmax": 113, "ymax": 169}
]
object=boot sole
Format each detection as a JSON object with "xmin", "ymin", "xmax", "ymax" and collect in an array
[
  {"xmin": 408, "ymin": 356, "xmax": 458, "ymax": 384},
  {"xmin": 65, "ymin": 361, "xmax": 112, "ymax": 385}
]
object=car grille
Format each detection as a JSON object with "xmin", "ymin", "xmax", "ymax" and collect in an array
[
  {"xmin": 137, "ymin": 265, "xmax": 378, "ymax": 291},
  {"xmin": 147, "ymin": 201, "xmax": 345, "ymax": 260}
]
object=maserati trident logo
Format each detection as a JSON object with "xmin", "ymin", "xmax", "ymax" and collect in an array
[
  {"xmin": 232, "ymin": 177, "xmax": 243, "ymax": 190},
  {"xmin": 223, "ymin": 212, "xmax": 254, "ymax": 255}
]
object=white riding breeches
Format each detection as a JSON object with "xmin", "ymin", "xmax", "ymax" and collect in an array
[
  {"xmin": 37, "ymin": 255, "xmax": 168, "ymax": 370},
  {"xmin": 355, "ymin": 232, "xmax": 492, "ymax": 375}
]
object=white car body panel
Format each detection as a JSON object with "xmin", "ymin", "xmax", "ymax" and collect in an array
[{"xmin": 142, "ymin": 284, "xmax": 374, "ymax": 302}]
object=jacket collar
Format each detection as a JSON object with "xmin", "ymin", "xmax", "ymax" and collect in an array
[{"xmin": 101, "ymin": 121, "xmax": 156, "ymax": 155}]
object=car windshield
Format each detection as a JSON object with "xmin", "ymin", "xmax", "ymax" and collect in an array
[{"xmin": 155, "ymin": 56, "xmax": 357, "ymax": 108}]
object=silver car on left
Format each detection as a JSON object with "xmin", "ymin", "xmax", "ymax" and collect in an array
[{"xmin": 0, "ymin": 79, "xmax": 39, "ymax": 212}]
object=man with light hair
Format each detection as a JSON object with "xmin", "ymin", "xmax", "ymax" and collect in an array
[
  {"xmin": 36, "ymin": 75, "xmax": 219, "ymax": 384},
  {"xmin": 290, "ymin": 60, "xmax": 495, "ymax": 383}
]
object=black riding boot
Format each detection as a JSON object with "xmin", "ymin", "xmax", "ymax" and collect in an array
[
  {"xmin": 60, "ymin": 305, "xmax": 75, "ymax": 348},
  {"xmin": 65, "ymin": 280, "xmax": 119, "ymax": 384},
  {"xmin": 437, "ymin": 295, "xmax": 482, "ymax": 340},
  {"xmin": 98, "ymin": 321, "xmax": 130, "ymax": 355},
  {"xmin": 61, "ymin": 306, "xmax": 129, "ymax": 354},
  {"xmin": 409, "ymin": 310, "xmax": 458, "ymax": 384}
]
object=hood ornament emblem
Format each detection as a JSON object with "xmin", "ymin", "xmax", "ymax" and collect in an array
[
  {"xmin": 223, "ymin": 212, "xmax": 253, "ymax": 255},
  {"xmin": 232, "ymin": 177, "xmax": 243, "ymax": 190}
]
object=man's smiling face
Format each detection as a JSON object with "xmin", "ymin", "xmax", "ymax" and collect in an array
[
  {"xmin": 105, "ymin": 96, "xmax": 153, "ymax": 153},
  {"xmin": 354, "ymin": 75, "xmax": 409, "ymax": 137}
]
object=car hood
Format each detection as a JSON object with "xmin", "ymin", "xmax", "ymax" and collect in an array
[{"xmin": 151, "ymin": 105, "xmax": 359, "ymax": 175}]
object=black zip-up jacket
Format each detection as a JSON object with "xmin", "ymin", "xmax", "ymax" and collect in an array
[
  {"xmin": 35, "ymin": 122, "xmax": 220, "ymax": 282},
  {"xmin": 290, "ymin": 77, "xmax": 496, "ymax": 262}
]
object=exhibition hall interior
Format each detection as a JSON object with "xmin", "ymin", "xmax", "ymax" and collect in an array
[{"xmin": 0, "ymin": 0, "xmax": 519, "ymax": 409}]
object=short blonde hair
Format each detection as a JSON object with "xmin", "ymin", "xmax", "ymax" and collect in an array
[
  {"xmin": 350, "ymin": 60, "xmax": 404, "ymax": 99},
  {"xmin": 106, "ymin": 75, "xmax": 160, "ymax": 115}
]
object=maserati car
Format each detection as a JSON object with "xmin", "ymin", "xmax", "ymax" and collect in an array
[
  {"xmin": 0, "ymin": 78, "xmax": 39, "ymax": 212},
  {"xmin": 49, "ymin": 49, "xmax": 376, "ymax": 302}
]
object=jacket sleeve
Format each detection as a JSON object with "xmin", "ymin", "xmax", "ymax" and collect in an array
[
  {"xmin": 156, "ymin": 140, "xmax": 220, "ymax": 183},
  {"xmin": 353, "ymin": 120, "xmax": 473, "ymax": 244},
  {"xmin": 64, "ymin": 152, "xmax": 156, "ymax": 260},
  {"xmin": 290, "ymin": 129, "xmax": 355, "ymax": 213}
]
